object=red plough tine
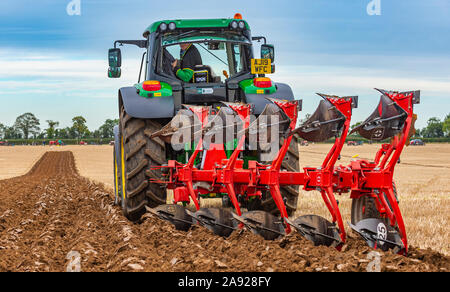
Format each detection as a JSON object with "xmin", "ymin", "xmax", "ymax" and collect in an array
[
  {"xmin": 223, "ymin": 103, "xmax": 252, "ymax": 217},
  {"xmin": 233, "ymin": 99, "xmax": 299, "ymax": 240},
  {"xmin": 286, "ymin": 94, "xmax": 357, "ymax": 248},
  {"xmin": 266, "ymin": 99, "xmax": 299, "ymax": 234},
  {"xmin": 184, "ymin": 106, "xmax": 210, "ymax": 211},
  {"xmin": 188, "ymin": 103, "xmax": 252, "ymax": 237},
  {"xmin": 348, "ymin": 89, "xmax": 420, "ymax": 255}
]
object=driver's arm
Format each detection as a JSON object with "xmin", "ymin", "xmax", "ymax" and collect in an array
[
  {"xmin": 173, "ymin": 46, "xmax": 202, "ymax": 82},
  {"xmin": 174, "ymin": 67, "xmax": 195, "ymax": 82}
]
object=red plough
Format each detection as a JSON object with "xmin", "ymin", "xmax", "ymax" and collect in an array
[{"xmin": 148, "ymin": 89, "xmax": 420, "ymax": 255}]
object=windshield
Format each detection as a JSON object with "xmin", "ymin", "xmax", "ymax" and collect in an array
[{"xmin": 158, "ymin": 32, "xmax": 252, "ymax": 83}]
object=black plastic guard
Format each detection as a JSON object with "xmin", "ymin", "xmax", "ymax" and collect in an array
[
  {"xmin": 187, "ymin": 208, "xmax": 236, "ymax": 238},
  {"xmin": 233, "ymin": 211, "xmax": 285, "ymax": 241},
  {"xmin": 293, "ymin": 99, "xmax": 346, "ymax": 142},
  {"xmin": 350, "ymin": 94, "xmax": 407, "ymax": 141},
  {"xmin": 349, "ymin": 218, "xmax": 404, "ymax": 253},
  {"xmin": 146, "ymin": 205, "xmax": 193, "ymax": 232},
  {"xmin": 286, "ymin": 215, "xmax": 341, "ymax": 247}
]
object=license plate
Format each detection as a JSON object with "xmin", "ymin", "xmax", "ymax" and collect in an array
[{"xmin": 251, "ymin": 59, "xmax": 272, "ymax": 74}]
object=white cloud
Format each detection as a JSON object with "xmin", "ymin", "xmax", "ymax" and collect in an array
[
  {"xmin": 0, "ymin": 49, "xmax": 143, "ymax": 99},
  {"xmin": 276, "ymin": 65, "xmax": 450, "ymax": 96}
]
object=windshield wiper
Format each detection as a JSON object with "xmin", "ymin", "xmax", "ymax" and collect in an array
[
  {"xmin": 197, "ymin": 43, "xmax": 228, "ymax": 66},
  {"xmin": 164, "ymin": 30, "xmax": 200, "ymax": 43}
]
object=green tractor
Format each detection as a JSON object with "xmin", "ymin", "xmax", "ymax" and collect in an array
[{"xmin": 110, "ymin": 14, "xmax": 300, "ymax": 222}]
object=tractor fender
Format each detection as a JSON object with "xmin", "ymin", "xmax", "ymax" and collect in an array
[
  {"xmin": 119, "ymin": 87, "xmax": 175, "ymax": 119},
  {"xmin": 244, "ymin": 83, "xmax": 295, "ymax": 115}
]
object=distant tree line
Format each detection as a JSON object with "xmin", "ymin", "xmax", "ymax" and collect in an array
[
  {"xmin": 416, "ymin": 115, "xmax": 450, "ymax": 138},
  {"xmin": 0, "ymin": 113, "xmax": 118, "ymax": 141},
  {"xmin": 2, "ymin": 112, "xmax": 449, "ymax": 142},
  {"xmin": 350, "ymin": 113, "xmax": 450, "ymax": 139}
]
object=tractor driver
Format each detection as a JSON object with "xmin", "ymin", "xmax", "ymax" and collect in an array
[{"xmin": 172, "ymin": 43, "xmax": 203, "ymax": 83}]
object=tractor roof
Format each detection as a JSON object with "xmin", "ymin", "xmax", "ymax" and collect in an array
[{"xmin": 144, "ymin": 18, "xmax": 250, "ymax": 37}]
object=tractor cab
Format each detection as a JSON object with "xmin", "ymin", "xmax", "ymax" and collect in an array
[
  {"xmin": 158, "ymin": 30, "xmax": 253, "ymax": 104},
  {"xmin": 108, "ymin": 14, "xmax": 292, "ymax": 117}
]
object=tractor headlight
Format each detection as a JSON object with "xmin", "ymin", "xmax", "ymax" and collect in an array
[
  {"xmin": 168, "ymin": 22, "xmax": 176, "ymax": 31},
  {"xmin": 159, "ymin": 23, "xmax": 168, "ymax": 31},
  {"xmin": 230, "ymin": 21, "xmax": 238, "ymax": 29},
  {"xmin": 238, "ymin": 21, "xmax": 245, "ymax": 29}
]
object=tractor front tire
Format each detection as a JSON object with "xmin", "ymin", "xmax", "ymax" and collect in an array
[{"xmin": 120, "ymin": 106, "xmax": 167, "ymax": 222}]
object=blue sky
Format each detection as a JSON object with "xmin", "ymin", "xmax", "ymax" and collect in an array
[{"xmin": 0, "ymin": 0, "xmax": 449, "ymax": 130}]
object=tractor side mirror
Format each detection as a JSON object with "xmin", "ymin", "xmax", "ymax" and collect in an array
[
  {"xmin": 108, "ymin": 67, "xmax": 121, "ymax": 78},
  {"xmin": 108, "ymin": 48, "xmax": 122, "ymax": 78},
  {"xmin": 261, "ymin": 44, "xmax": 275, "ymax": 63},
  {"xmin": 109, "ymin": 48, "xmax": 122, "ymax": 67}
]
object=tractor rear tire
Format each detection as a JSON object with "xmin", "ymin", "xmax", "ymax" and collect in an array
[
  {"xmin": 258, "ymin": 137, "xmax": 300, "ymax": 217},
  {"xmin": 120, "ymin": 106, "xmax": 167, "ymax": 222}
]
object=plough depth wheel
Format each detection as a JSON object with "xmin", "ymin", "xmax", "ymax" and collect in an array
[{"xmin": 351, "ymin": 184, "xmax": 398, "ymax": 225}]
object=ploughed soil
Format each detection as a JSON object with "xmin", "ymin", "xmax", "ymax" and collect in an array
[{"xmin": 0, "ymin": 152, "xmax": 448, "ymax": 272}]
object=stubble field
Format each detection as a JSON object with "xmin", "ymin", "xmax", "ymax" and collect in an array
[{"xmin": 0, "ymin": 144, "xmax": 448, "ymax": 272}]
